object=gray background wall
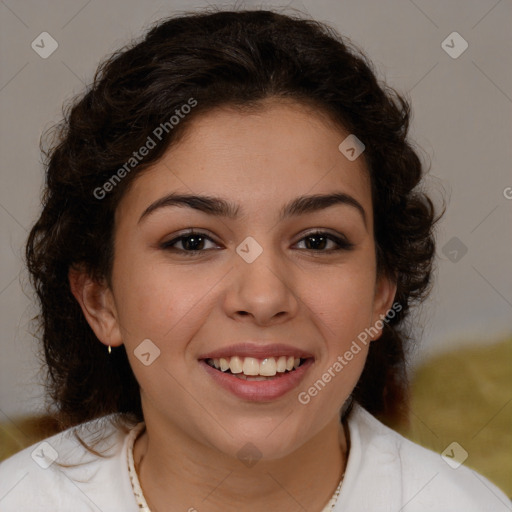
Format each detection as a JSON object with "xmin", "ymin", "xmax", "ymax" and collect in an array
[{"xmin": 1, "ymin": 0, "xmax": 511, "ymax": 418}]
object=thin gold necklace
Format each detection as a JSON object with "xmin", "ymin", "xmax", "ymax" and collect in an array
[{"xmin": 126, "ymin": 423, "xmax": 344, "ymax": 511}]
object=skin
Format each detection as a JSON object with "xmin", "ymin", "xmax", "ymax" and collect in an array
[{"xmin": 70, "ymin": 98, "xmax": 397, "ymax": 511}]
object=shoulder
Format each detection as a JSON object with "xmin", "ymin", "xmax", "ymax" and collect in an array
[
  {"xmin": 336, "ymin": 404, "xmax": 511, "ymax": 512},
  {"xmin": 0, "ymin": 414, "xmax": 140, "ymax": 512}
]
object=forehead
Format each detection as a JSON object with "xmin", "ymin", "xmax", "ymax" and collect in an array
[{"xmin": 117, "ymin": 100, "xmax": 372, "ymax": 226}]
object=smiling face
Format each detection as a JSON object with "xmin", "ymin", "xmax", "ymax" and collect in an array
[{"xmin": 75, "ymin": 98, "xmax": 396, "ymax": 461}]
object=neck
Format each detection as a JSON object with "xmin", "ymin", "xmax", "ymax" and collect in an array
[{"xmin": 133, "ymin": 414, "xmax": 348, "ymax": 512}]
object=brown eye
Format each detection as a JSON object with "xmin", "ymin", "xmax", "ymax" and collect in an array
[
  {"xmin": 160, "ymin": 230, "xmax": 219, "ymax": 255},
  {"xmin": 295, "ymin": 231, "xmax": 354, "ymax": 252}
]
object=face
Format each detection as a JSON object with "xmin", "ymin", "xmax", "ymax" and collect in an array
[{"xmin": 79, "ymin": 99, "xmax": 396, "ymax": 461}]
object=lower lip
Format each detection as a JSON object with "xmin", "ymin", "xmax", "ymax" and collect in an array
[{"xmin": 200, "ymin": 359, "xmax": 314, "ymax": 402}]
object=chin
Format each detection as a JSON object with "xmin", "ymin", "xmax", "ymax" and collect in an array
[{"xmin": 199, "ymin": 416, "xmax": 312, "ymax": 463}]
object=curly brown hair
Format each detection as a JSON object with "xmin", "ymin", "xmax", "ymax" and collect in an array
[{"xmin": 25, "ymin": 8, "xmax": 442, "ymax": 433}]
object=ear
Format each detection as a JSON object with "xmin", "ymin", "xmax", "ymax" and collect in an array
[
  {"xmin": 370, "ymin": 272, "xmax": 398, "ymax": 341},
  {"xmin": 68, "ymin": 265, "xmax": 123, "ymax": 348}
]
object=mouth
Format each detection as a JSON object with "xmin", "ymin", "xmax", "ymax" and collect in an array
[
  {"xmin": 199, "ymin": 348, "xmax": 315, "ymax": 401},
  {"xmin": 204, "ymin": 355, "xmax": 309, "ymax": 381}
]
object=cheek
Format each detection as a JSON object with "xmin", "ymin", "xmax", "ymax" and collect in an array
[
  {"xmin": 111, "ymin": 253, "xmax": 221, "ymax": 346},
  {"xmin": 296, "ymin": 258, "xmax": 376, "ymax": 404},
  {"xmin": 303, "ymin": 263, "xmax": 377, "ymax": 342},
  {"xmin": 297, "ymin": 273, "xmax": 373, "ymax": 415}
]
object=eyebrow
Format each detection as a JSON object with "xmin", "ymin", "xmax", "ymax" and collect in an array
[{"xmin": 138, "ymin": 191, "xmax": 367, "ymax": 228}]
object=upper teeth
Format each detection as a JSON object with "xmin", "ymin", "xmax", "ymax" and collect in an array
[{"xmin": 208, "ymin": 356, "xmax": 301, "ymax": 376}]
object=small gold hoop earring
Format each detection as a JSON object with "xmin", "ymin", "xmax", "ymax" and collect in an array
[{"xmin": 108, "ymin": 345, "xmax": 112, "ymax": 354}]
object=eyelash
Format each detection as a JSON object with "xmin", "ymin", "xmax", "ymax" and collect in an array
[{"xmin": 160, "ymin": 229, "xmax": 354, "ymax": 256}]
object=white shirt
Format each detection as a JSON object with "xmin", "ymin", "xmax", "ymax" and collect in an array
[{"xmin": 0, "ymin": 404, "xmax": 509, "ymax": 511}]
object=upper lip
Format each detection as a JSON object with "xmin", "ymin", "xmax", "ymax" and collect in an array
[{"xmin": 198, "ymin": 343, "xmax": 314, "ymax": 360}]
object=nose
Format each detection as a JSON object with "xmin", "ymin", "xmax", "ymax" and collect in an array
[{"xmin": 223, "ymin": 242, "xmax": 300, "ymax": 326}]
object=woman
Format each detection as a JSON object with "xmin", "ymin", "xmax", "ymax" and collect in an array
[{"xmin": 0, "ymin": 8, "xmax": 508, "ymax": 511}]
